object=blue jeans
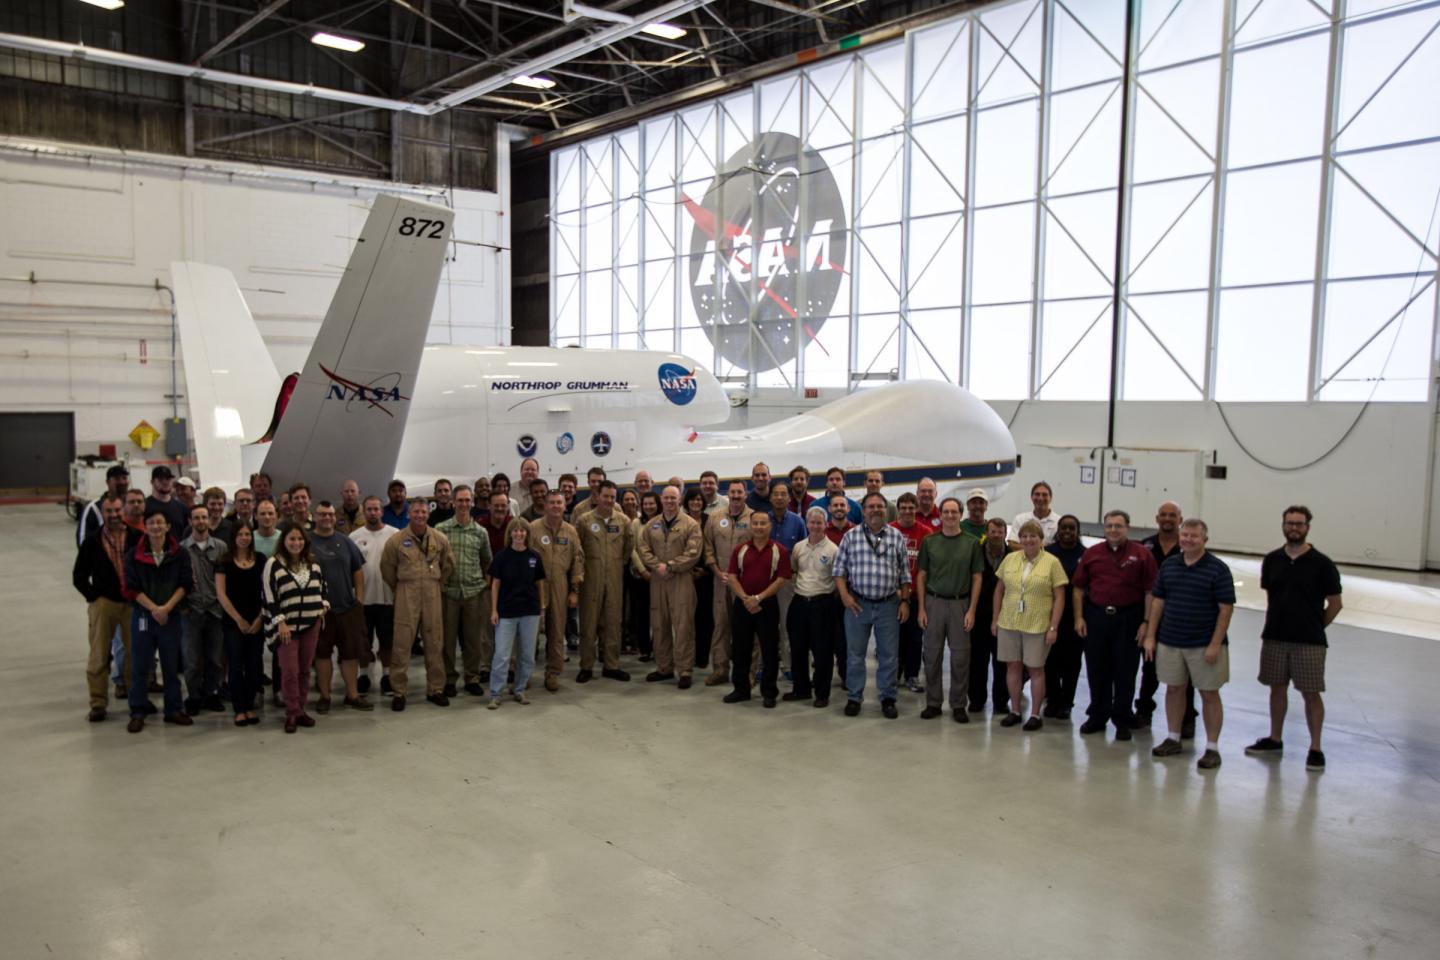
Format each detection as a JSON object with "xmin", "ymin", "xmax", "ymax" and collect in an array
[
  {"xmin": 490, "ymin": 615, "xmax": 539, "ymax": 697},
  {"xmin": 128, "ymin": 607, "xmax": 184, "ymax": 717},
  {"xmin": 845, "ymin": 596, "xmax": 900, "ymax": 704}
]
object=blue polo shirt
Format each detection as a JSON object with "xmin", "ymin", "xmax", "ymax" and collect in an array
[
  {"xmin": 766, "ymin": 508, "xmax": 806, "ymax": 553},
  {"xmin": 1151, "ymin": 551, "xmax": 1236, "ymax": 648}
]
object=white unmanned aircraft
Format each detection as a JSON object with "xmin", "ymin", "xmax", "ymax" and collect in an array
[{"xmin": 170, "ymin": 194, "xmax": 1017, "ymax": 503}]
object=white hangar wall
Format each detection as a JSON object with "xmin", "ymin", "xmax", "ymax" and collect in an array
[{"xmin": 0, "ymin": 136, "xmax": 509, "ymax": 466}]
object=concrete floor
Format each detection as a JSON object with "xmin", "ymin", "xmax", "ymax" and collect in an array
[{"xmin": 3, "ymin": 504, "xmax": 1438, "ymax": 960}]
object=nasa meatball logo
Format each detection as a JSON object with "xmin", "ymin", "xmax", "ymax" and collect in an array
[
  {"xmin": 556, "ymin": 432, "xmax": 575, "ymax": 455},
  {"xmin": 590, "ymin": 431, "xmax": 611, "ymax": 456},
  {"xmin": 320, "ymin": 364, "xmax": 407, "ymax": 417},
  {"xmin": 658, "ymin": 363, "xmax": 698, "ymax": 406},
  {"xmin": 516, "ymin": 435, "xmax": 538, "ymax": 458},
  {"xmin": 683, "ymin": 132, "xmax": 849, "ymax": 373}
]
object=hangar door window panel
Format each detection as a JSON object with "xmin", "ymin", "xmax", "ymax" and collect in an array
[
  {"xmin": 643, "ymin": 117, "xmax": 677, "ymax": 191},
  {"xmin": 1136, "ymin": 0, "xmax": 1223, "ymax": 70},
  {"xmin": 855, "ymin": 314, "xmax": 901, "ymax": 387},
  {"xmin": 554, "ymin": 219, "xmax": 581, "ymax": 277},
  {"xmin": 805, "ymin": 317, "xmax": 852, "ymax": 389},
  {"xmin": 1049, "ymin": 0, "xmax": 1125, "ymax": 92},
  {"xmin": 555, "ymin": 275, "xmax": 580, "ymax": 346},
  {"xmin": 1038, "ymin": 299, "xmax": 1113, "ymax": 400},
  {"xmin": 1335, "ymin": 7, "xmax": 1440, "ymax": 153},
  {"xmin": 720, "ymin": 94, "xmax": 756, "ymax": 160},
  {"xmin": 679, "ymin": 105, "xmax": 719, "ymax": 191},
  {"xmin": 1042, "ymin": 192, "xmax": 1116, "ymax": 301},
  {"xmin": 1122, "ymin": 292, "xmax": 1206, "ymax": 400},
  {"xmin": 1318, "ymin": 279, "xmax": 1435, "ymax": 402},
  {"xmin": 583, "ymin": 140, "xmax": 614, "ymax": 206},
  {"xmin": 904, "ymin": 308, "xmax": 962, "ymax": 384},
  {"xmin": 1326, "ymin": 173, "xmax": 1436, "ymax": 281},
  {"xmin": 641, "ymin": 260, "xmax": 676, "ymax": 350},
  {"xmin": 1126, "ymin": 177, "xmax": 1214, "ymax": 295},
  {"xmin": 1045, "ymin": 83, "xmax": 1123, "ymax": 198},
  {"xmin": 906, "ymin": 213, "xmax": 966, "ymax": 311},
  {"xmin": 1227, "ymin": 34, "xmax": 1329, "ymax": 169},
  {"xmin": 584, "ymin": 203, "xmax": 615, "ymax": 278},
  {"xmin": 858, "ymin": 133, "xmax": 905, "ymax": 228},
  {"xmin": 806, "ymin": 59, "xmax": 857, "ymax": 150},
  {"xmin": 616, "ymin": 130, "xmax": 641, "ymax": 202},
  {"xmin": 910, "ymin": 19, "xmax": 970, "ymax": 124},
  {"xmin": 1214, "ymin": 285, "xmax": 1313, "ymax": 402},
  {"xmin": 554, "ymin": 148, "xmax": 581, "ymax": 216},
  {"xmin": 856, "ymin": 225, "xmax": 903, "ymax": 317},
  {"xmin": 616, "ymin": 267, "xmax": 640, "ymax": 338},
  {"xmin": 583, "ymin": 272, "xmax": 613, "ymax": 345},
  {"xmin": 1130, "ymin": 58, "xmax": 1220, "ymax": 184},
  {"xmin": 643, "ymin": 189, "xmax": 677, "ymax": 262},
  {"xmin": 973, "ymin": 101, "xmax": 1039, "ymax": 208},
  {"xmin": 759, "ymin": 75, "xmax": 802, "ymax": 138},
  {"xmin": 616, "ymin": 198, "xmax": 640, "ymax": 267},
  {"xmin": 970, "ymin": 204, "xmax": 1036, "ymax": 306},
  {"xmin": 1221, "ymin": 162, "xmax": 1320, "ymax": 287},
  {"xmin": 1234, "ymin": 0, "xmax": 1330, "ymax": 48},
  {"xmin": 974, "ymin": 0, "xmax": 1044, "ymax": 108},
  {"xmin": 680, "ymin": 326, "xmax": 716, "ymax": 373},
  {"xmin": 968, "ymin": 305, "xmax": 1032, "ymax": 400},
  {"xmin": 860, "ymin": 44, "xmax": 908, "ymax": 141},
  {"xmin": 909, "ymin": 116, "xmax": 968, "ymax": 217}
]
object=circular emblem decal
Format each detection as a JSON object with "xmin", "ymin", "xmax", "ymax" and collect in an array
[
  {"xmin": 657, "ymin": 363, "xmax": 697, "ymax": 406},
  {"xmin": 516, "ymin": 434, "xmax": 538, "ymax": 458},
  {"xmin": 556, "ymin": 432, "xmax": 574, "ymax": 455},
  {"xmin": 684, "ymin": 132, "xmax": 849, "ymax": 373},
  {"xmin": 590, "ymin": 431, "xmax": 611, "ymax": 456},
  {"xmin": 541, "ymin": 534, "xmax": 551, "ymax": 545},
  {"xmin": 718, "ymin": 518, "xmax": 729, "ymax": 528},
  {"xmin": 591, "ymin": 522, "xmax": 601, "ymax": 533}
]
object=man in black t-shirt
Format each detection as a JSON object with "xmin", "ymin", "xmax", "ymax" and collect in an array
[
  {"xmin": 1245, "ymin": 505, "xmax": 1343, "ymax": 772},
  {"xmin": 1137, "ymin": 501, "xmax": 1197, "ymax": 735}
]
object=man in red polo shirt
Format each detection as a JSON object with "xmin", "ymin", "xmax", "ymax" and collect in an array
[
  {"xmin": 1073, "ymin": 510, "xmax": 1158, "ymax": 741},
  {"xmin": 721, "ymin": 510, "xmax": 792, "ymax": 708},
  {"xmin": 915, "ymin": 478, "xmax": 941, "ymax": 528},
  {"xmin": 482, "ymin": 490, "xmax": 513, "ymax": 557},
  {"xmin": 891, "ymin": 492, "xmax": 933, "ymax": 693},
  {"xmin": 825, "ymin": 493, "xmax": 854, "ymax": 545}
]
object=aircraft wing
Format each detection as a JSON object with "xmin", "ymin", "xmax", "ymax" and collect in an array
[{"xmin": 262, "ymin": 193, "xmax": 453, "ymax": 500}]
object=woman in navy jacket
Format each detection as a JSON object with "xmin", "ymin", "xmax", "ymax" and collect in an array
[{"xmin": 122, "ymin": 507, "xmax": 194, "ymax": 732}]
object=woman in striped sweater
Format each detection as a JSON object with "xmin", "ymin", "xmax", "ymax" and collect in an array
[{"xmin": 263, "ymin": 522, "xmax": 329, "ymax": 734}]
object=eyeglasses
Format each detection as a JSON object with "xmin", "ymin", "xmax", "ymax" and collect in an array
[{"xmin": 1282, "ymin": 520, "xmax": 1309, "ymax": 527}]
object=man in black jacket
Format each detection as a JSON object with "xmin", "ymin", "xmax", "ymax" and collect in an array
[
  {"xmin": 73, "ymin": 493, "xmax": 134, "ymax": 722},
  {"xmin": 970, "ymin": 517, "xmax": 1016, "ymax": 714},
  {"xmin": 123, "ymin": 507, "xmax": 194, "ymax": 732}
]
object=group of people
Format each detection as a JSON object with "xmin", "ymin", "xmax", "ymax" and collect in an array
[{"xmin": 71, "ymin": 458, "xmax": 1343, "ymax": 770}]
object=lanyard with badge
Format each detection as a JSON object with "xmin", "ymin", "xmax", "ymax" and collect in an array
[
  {"xmin": 1016, "ymin": 557, "xmax": 1038, "ymax": 614},
  {"xmin": 862, "ymin": 526, "xmax": 886, "ymax": 558}
]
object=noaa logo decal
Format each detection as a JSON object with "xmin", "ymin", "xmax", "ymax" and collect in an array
[
  {"xmin": 658, "ymin": 363, "xmax": 697, "ymax": 406},
  {"xmin": 556, "ymin": 432, "xmax": 575, "ymax": 455},
  {"xmin": 517, "ymin": 435, "xmax": 538, "ymax": 458},
  {"xmin": 591, "ymin": 431, "xmax": 611, "ymax": 456}
]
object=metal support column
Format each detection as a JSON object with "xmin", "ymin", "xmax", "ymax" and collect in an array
[
  {"xmin": 1308, "ymin": 0, "xmax": 1347, "ymax": 399},
  {"xmin": 1202, "ymin": 0, "xmax": 1238, "ymax": 399},
  {"xmin": 1030, "ymin": 0, "xmax": 1055, "ymax": 400},
  {"xmin": 1106, "ymin": 0, "xmax": 1139, "ymax": 446},
  {"xmin": 960, "ymin": 18, "xmax": 980, "ymax": 389}
]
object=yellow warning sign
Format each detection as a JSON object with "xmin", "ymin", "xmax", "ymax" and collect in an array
[{"xmin": 129, "ymin": 420, "xmax": 160, "ymax": 450}]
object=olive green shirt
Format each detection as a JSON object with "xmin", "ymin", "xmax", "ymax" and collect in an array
[{"xmin": 917, "ymin": 529, "xmax": 984, "ymax": 598}]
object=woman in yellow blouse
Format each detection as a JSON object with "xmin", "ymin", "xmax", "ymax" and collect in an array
[{"xmin": 991, "ymin": 520, "xmax": 1068, "ymax": 730}]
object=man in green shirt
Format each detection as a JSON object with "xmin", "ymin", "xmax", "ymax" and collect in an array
[
  {"xmin": 437, "ymin": 485, "xmax": 493, "ymax": 697},
  {"xmin": 916, "ymin": 497, "xmax": 985, "ymax": 722},
  {"xmin": 958, "ymin": 488, "xmax": 990, "ymax": 542}
]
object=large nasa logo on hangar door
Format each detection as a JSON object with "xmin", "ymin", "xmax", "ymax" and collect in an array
[{"xmin": 683, "ymin": 132, "xmax": 849, "ymax": 374}]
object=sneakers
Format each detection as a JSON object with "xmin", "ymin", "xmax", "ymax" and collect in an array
[
  {"xmin": 380, "ymin": 675, "xmax": 394, "ymax": 696},
  {"xmin": 1152, "ymin": 738, "xmax": 1183, "ymax": 758},
  {"xmin": 487, "ymin": 697, "xmax": 501, "ymax": 710},
  {"xmin": 1198, "ymin": 749, "xmax": 1222, "ymax": 770},
  {"xmin": 1306, "ymin": 749, "xmax": 1326, "ymax": 771},
  {"xmin": 920, "ymin": 706, "xmax": 942, "ymax": 720},
  {"xmin": 905, "ymin": 677, "xmax": 924, "ymax": 693},
  {"xmin": 602, "ymin": 668, "xmax": 632, "ymax": 682},
  {"xmin": 1245, "ymin": 737, "xmax": 1284, "ymax": 755},
  {"xmin": 881, "ymin": 699, "xmax": 898, "ymax": 719},
  {"xmin": 1022, "ymin": 717, "xmax": 1043, "ymax": 732},
  {"xmin": 514, "ymin": 691, "xmax": 531, "ymax": 705},
  {"xmin": 844, "ymin": 700, "xmax": 862, "ymax": 717}
]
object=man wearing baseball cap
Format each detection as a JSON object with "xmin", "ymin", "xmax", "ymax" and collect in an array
[
  {"xmin": 146, "ymin": 466, "xmax": 190, "ymax": 541},
  {"xmin": 77, "ymin": 464, "xmax": 130, "ymax": 546},
  {"xmin": 959, "ymin": 489, "xmax": 989, "ymax": 542}
]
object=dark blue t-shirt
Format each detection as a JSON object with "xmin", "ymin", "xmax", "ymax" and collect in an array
[
  {"xmin": 1151, "ymin": 551, "xmax": 1236, "ymax": 648},
  {"xmin": 489, "ymin": 547, "xmax": 546, "ymax": 619}
]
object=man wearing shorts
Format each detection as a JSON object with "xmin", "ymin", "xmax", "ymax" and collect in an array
[
  {"xmin": 1142, "ymin": 518, "xmax": 1234, "ymax": 770},
  {"xmin": 1246, "ymin": 505, "xmax": 1342, "ymax": 772},
  {"xmin": 309, "ymin": 501, "xmax": 373, "ymax": 712}
]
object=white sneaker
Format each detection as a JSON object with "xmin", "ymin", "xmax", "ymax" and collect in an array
[
  {"xmin": 514, "ymin": 691, "xmax": 530, "ymax": 705},
  {"xmin": 487, "ymin": 697, "xmax": 500, "ymax": 710}
]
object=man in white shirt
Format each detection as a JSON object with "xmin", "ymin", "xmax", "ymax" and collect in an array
[
  {"xmin": 1010, "ymin": 480, "xmax": 1059, "ymax": 546},
  {"xmin": 350, "ymin": 495, "xmax": 398, "ymax": 695}
]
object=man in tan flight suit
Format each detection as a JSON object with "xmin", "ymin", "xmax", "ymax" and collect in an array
[
  {"xmin": 380, "ymin": 499, "xmax": 455, "ymax": 711},
  {"xmin": 576, "ymin": 480, "xmax": 634, "ymax": 684},
  {"xmin": 703, "ymin": 479, "xmax": 753, "ymax": 686},
  {"xmin": 528, "ymin": 491, "xmax": 584, "ymax": 692},
  {"xmin": 638, "ymin": 484, "xmax": 704, "ymax": 688}
]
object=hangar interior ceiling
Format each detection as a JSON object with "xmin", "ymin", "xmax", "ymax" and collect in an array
[{"xmin": 0, "ymin": 0, "xmax": 948, "ymax": 188}]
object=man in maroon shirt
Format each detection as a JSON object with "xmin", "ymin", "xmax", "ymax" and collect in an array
[
  {"xmin": 1073, "ymin": 510, "xmax": 1158, "ymax": 741},
  {"xmin": 825, "ymin": 494, "xmax": 853, "ymax": 545},
  {"xmin": 721, "ymin": 510, "xmax": 792, "ymax": 708},
  {"xmin": 482, "ymin": 490, "xmax": 513, "ymax": 557}
]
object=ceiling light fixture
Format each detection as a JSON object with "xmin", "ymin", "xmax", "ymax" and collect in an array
[
  {"xmin": 77, "ymin": 0, "xmax": 126, "ymax": 9},
  {"xmin": 311, "ymin": 32, "xmax": 365, "ymax": 53},
  {"xmin": 513, "ymin": 75, "xmax": 556, "ymax": 90},
  {"xmin": 640, "ymin": 22, "xmax": 687, "ymax": 40}
]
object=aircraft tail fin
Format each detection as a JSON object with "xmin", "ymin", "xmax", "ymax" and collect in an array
[
  {"xmin": 261, "ymin": 193, "xmax": 453, "ymax": 499},
  {"xmin": 170, "ymin": 261, "xmax": 282, "ymax": 492}
]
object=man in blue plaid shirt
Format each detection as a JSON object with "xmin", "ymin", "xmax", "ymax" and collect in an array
[{"xmin": 834, "ymin": 491, "xmax": 913, "ymax": 718}]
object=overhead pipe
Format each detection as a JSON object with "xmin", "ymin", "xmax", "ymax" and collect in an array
[{"xmin": 0, "ymin": 0, "xmax": 715, "ymax": 118}]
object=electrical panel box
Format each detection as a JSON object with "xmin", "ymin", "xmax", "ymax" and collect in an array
[{"xmin": 164, "ymin": 417, "xmax": 188, "ymax": 458}]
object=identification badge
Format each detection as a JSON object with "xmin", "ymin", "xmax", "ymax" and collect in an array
[
  {"xmin": 402, "ymin": 539, "xmax": 413, "ymax": 548},
  {"xmin": 557, "ymin": 537, "xmax": 568, "ymax": 545},
  {"xmin": 137, "ymin": 616, "xmax": 148, "ymax": 633},
  {"xmin": 1016, "ymin": 599, "xmax": 1026, "ymax": 613},
  {"xmin": 607, "ymin": 525, "xmax": 619, "ymax": 534}
]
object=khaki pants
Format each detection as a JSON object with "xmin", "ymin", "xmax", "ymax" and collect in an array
[
  {"xmin": 709, "ymin": 573, "xmax": 732, "ymax": 675},
  {"xmin": 579, "ymin": 572, "xmax": 624, "ymax": 671},
  {"xmin": 540, "ymin": 578, "xmax": 572, "ymax": 679},
  {"xmin": 443, "ymin": 593, "xmax": 491, "ymax": 686},
  {"xmin": 651, "ymin": 571, "xmax": 696, "ymax": 677},
  {"xmin": 391, "ymin": 581, "xmax": 444, "ymax": 697},
  {"xmin": 87, "ymin": 597, "xmax": 131, "ymax": 709}
]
